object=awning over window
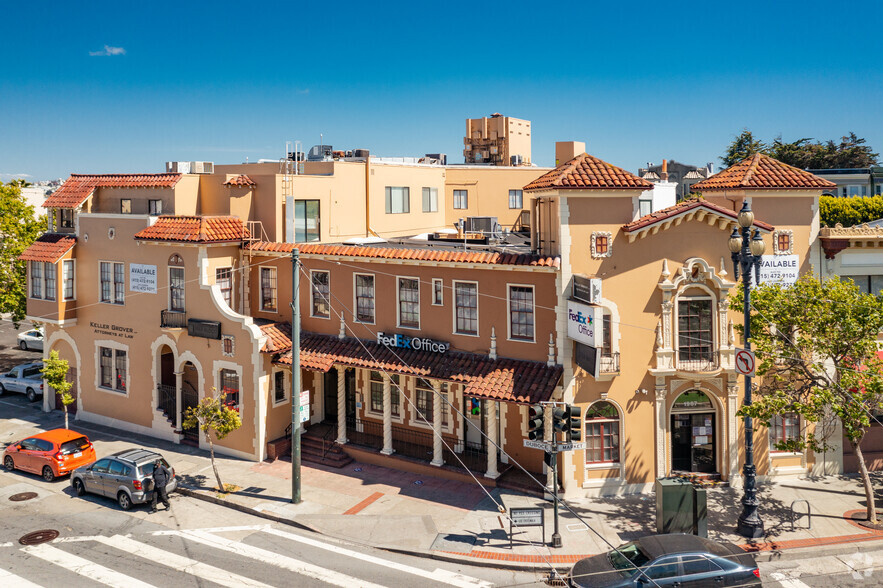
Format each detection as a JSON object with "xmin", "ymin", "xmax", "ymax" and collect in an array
[{"xmin": 274, "ymin": 332, "xmax": 562, "ymax": 405}]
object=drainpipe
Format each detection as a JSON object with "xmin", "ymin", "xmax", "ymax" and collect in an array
[{"xmin": 365, "ymin": 156, "xmax": 371, "ymax": 238}]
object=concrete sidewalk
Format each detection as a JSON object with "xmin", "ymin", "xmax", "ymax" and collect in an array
[{"xmin": 6, "ymin": 406, "xmax": 883, "ymax": 571}]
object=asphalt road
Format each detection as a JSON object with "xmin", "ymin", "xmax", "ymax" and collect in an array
[{"xmin": 0, "ymin": 316, "xmax": 42, "ymax": 371}]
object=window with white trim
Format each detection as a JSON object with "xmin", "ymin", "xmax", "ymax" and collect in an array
[
  {"xmin": 30, "ymin": 261, "xmax": 43, "ymax": 299},
  {"xmin": 770, "ymin": 413, "xmax": 800, "ymax": 452},
  {"xmin": 591, "ymin": 231, "xmax": 612, "ymax": 258},
  {"xmin": 355, "ymin": 274, "xmax": 375, "ymax": 323},
  {"xmin": 432, "ymin": 278, "xmax": 443, "ymax": 305},
  {"xmin": 311, "ymin": 270, "xmax": 330, "ymax": 318},
  {"xmin": 677, "ymin": 297, "xmax": 714, "ymax": 365},
  {"xmin": 508, "ymin": 285, "xmax": 534, "ymax": 341},
  {"xmin": 274, "ymin": 370, "xmax": 286, "ymax": 404},
  {"xmin": 100, "ymin": 261, "xmax": 125, "ymax": 305},
  {"xmin": 585, "ymin": 401, "xmax": 620, "ymax": 463},
  {"xmin": 168, "ymin": 267, "xmax": 184, "ymax": 311},
  {"xmin": 454, "ymin": 281, "xmax": 478, "ymax": 335},
  {"xmin": 422, "ymin": 187, "xmax": 438, "ymax": 212},
  {"xmin": 260, "ymin": 267, "xmax": 277, "ymax": 312},
  {"xmin": 99, "ymin": 347, "xmax": 127, "ymax": 392},
  {"xmin": 398, "ymin": 277, "xmax": 419, "ymax": 328},
  {"xmin": 773, "ymin": 230, "xmax": 793, "ymax": 255},
  {"xmin": 220, "ymin": 368, "xmax": 240, "ymax": 409},
  {"xmin": 29, "ymin": 261, "xmax": 57, "ymax": 300},
  {"xmin": 45, "ymin": 262, "xmax": 56, "ymax": 301},
  {"xmin": 216, "ymin": 267, "xmax": 233, "ymax": 308},
  {"xmin": 453, "ymin": 190, "xmax": 468, "ymax": 209},
  {"xmin": 369, "ymin": 371, "xmax": 400, "ymax": 417},
  {"xmin": 63, "ymin": 260, "xmax": 75, "ymax": 301},
  {"xmin": 385, "ymin": 187, "xmax": 410, "ymax": 214},
  {"xmin": 415, "ymin": 379, "xmax": 450, "ymax": 426},
  {"xmin": 508, "ymin": 189, "xmax": 523, "ymax": 209}
]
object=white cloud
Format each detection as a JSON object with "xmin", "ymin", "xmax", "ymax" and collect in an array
[
  {"xmin": 0, "ymin": 173, "xmax": 33, "ymax": 180},
  {"xmin": 89, "ymin": 45, "xmax": 126, "ymax": 57}
]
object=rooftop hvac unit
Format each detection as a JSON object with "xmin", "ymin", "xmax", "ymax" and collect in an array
[
  {"xmin": 166, "ymin": 161, "xmax": 191, "ymax": 174},
  {"xmin": 464, "ymin": 216, "xmax": 501, "ymax": 238},
  {"xmin": 354, "ymin": 149, "xmax": 370, "ymax": 158},
  {"xmin": 510, "ymin": 154, "xmax": 523, "ymax": 166},
  {"xmin": 190, "ymin": 161, "xmax": 214, "ymax": 174}
]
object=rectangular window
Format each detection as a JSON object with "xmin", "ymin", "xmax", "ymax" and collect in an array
[
  {"xmin": 99, "ymin": 347, "xmax": 127, "ymax": 392},
  {"xmin": 99, "ymin": 262, "xmax": 110, "ymax": 303},
  {"xmin": 44, "ymin": 262, "xmax": 56, "ymax": 301},
  {"xmin": 385, "ymin": 187, "xmax": 410, "ymax": 214},
  {"xmin": 148, "ymin": 199, "xmax": 163, "ymax": 215},
  {"xmin": 850, "ymin": 275, "xmax": 883, "ymax": 296},
  {"xmin": 311, "ymin": 271, "xmax": 330, "ymax": 318},
  {"xmin": 115, "ymin": 350, "xmax": 127, "ymax": 391},
  {"xmin": 398, "ymin": 277, "xmax": 419, "ymax": 328},
  {"xmin": 113, "ymin": 263, "xmax": 125, "ymax": 304},
  {"xmin": 274, "ymin": 371, "xmax": 285, "ymax": 404},
  {"xmin": 453, "ymin": 190, "xmax": 468, "ymax": 209},
  {"xmin": 216, "ymin": 267, "xmax": 233, "ymax": 308},
  {"xmin": 508, "ymin": 285, "xmax": 534, "ymax": 341},
  {"xmin": 63, "ymin": 260, "xmax": 75, "ymax": 301},
  {"xmin": 454, "ymin": 281, "xmax": 478, "ymax": 335},
  {"xmin": 31, "ymin": 261, "xmax": 43, "ymax": 299},
  {"xmin": 432, "ymin": 278, "xmax": 443, "ymax": 305},
  {"xmin": 260, "ymin": 267, "xmax": 277, "ymax": 312},
  {"xmin": 100, "ymin": 347, "xmax": 113, "ymax": 387},
  {"xmin": 602, "ymin": 314, "xmax": 612, "ymax": 357},
  {"xmin": 639, "ymin": 198, "xmax": 652, "ymax": 217},
  {"xmin": 422, "ymin": 187, "xmax": 438, "ymax": 212},
  {"xmin": 508, "ymin": 189, "xmax": 523, "ymax": 209},
  {"xmin": 220, "ymin": 369, "xmax": 240, "ymax": 408},
  {"xmin": 100, "ymin": 262, "xmax": 125, "ymax": 305},
  {"xmin": 370, "ymin": 371, "xmax": 384, "ymax": 413},
  {"xmin": 60, "ymin": 209, "xmax": 74, "ymax": 229},
  {"xmin": 595, "ymin": 235, "xmax": 609, "ymax": 255},
  {"xmin": 777, "ymin": 233, "xmax": 791, "ymax": 252},
  {"xmin": 120, "ymin": 199, "xmax": 132, "ymax": 214},
  {"xmin": 586, "ymin": 420, "xmax": 620, "ymax": 463},
  {"xmin": 355, "ymin": 274, "xmax": 375, "ymax": 323},
  {"xmin": 294, "ymin": 199, "xmax": 320, "ymax": 242},
  {"xmin": 416, "ymin": 383, "xmax": 434, "ymax": 424},
  {"xmin": 677, "ymin": 299, "xmax": 713, "ymax": 362},
  {"xmin": 770, "ymin": 413, "xmax": 800, "ymax": 451},
  {"xmin": 169, "ymin": 267, "xmax": 185, "ymax": 311}
]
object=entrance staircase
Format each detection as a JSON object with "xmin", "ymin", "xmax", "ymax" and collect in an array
[{"xmin": 267, "ymin": 423, "xmax": 352, "ymax": 469}]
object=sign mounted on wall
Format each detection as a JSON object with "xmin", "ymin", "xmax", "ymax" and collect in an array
[
  {"xmin": 376, "ymin": 332, "xmax": 449, "ymax": 354},
  {"xmin": 129, "ymin": 264, "xmax": 157, "ymax": 294},
  {"xmin": 566, "ymin": 300, "xmax": 602, "ymax": 347},
  {"xmin": 758, "ymin": 255, "xmax": 799, "ymax": 286}
]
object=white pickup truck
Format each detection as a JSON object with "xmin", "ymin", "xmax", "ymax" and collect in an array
[{"xmin": 0, "ymin": 363, "xmax": 44, "ymax": 402}]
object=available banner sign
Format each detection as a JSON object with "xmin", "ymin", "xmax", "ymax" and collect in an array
[
  {"xmin": 566, "ymin": 300, "xmax": 602, "ymax": 347},
  {"xmin": 129, "ymin": 263, "xmax": 158, "ymax": 294},
  {"xmin": 758, "ymin": 255, "xmax": 799, "ymax": 286}
]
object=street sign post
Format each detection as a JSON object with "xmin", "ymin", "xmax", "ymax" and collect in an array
[
  {"xmin": 524, "ymin": 439, "xmax": 552, "ymax": 451},
  {"xmin": 556, "ymin": 442, "xmax": 586, "ymax": 452},
  {"xmin": 735, "ymin": 349, "xmax": 756, "ymax": 377}
]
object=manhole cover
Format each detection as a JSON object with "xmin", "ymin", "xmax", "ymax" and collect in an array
[
  {"xmin": 19, "ymin": 530, "xmax": 59, "ymax": 545},
  {"xmin": 9, "ymin": 492, "xmax": 38, "ymax": 502}
]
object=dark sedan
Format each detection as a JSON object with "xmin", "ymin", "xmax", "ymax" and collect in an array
[{"xmin": 569, "ymin": 534, "xmax": 761, "ymax": 587}]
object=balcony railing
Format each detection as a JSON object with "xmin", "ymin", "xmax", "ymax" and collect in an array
[
  {"xmin": 157, "ymin": 384, "xmax": 176, "ymax": 419},
  {"xmin": 676, "ymin": 351, "xmax": 719, "ymax": 372},
  {"xmin": 160, "ymin": 309, "xmax": 187, "ymax": 329},
  {"xmin": 600, "ymin": 352, "xmax": 620, "ymax": 374}
]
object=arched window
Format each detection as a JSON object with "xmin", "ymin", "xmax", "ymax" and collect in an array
[{"xmin": 585, "ymin": 401, "xmax": 620, "ymax": 464}]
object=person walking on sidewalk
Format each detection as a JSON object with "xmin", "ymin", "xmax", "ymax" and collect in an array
[{"xmin": 150, "ymin": 459, "xmax": 172, "ymax": 513}]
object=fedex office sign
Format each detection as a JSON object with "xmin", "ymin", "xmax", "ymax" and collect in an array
[
  {"xmin": 567, "ymin": 300, "xmax": 602, "ymax": 347},
  {"xmin": 377, "ymin": 332, "xmax": 449, "ymax": 354}
]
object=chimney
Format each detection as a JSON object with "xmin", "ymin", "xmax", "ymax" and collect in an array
[
  {"xmin": 555, "ymin": 141, "xmax": 586, "ymax": 167},
  {"xmin": 661, "ymin": 159, "xmax": 669, "ymax": 181}
]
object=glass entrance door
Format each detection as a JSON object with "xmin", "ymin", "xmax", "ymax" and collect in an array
[{"xmin": 670, "ymin": 413, "xmax": 716, "ymax": 473}]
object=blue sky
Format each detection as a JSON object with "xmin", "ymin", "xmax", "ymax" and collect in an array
[{"xmin": 2, "ymin": 0, "xmax": 881, "ymax": 180}]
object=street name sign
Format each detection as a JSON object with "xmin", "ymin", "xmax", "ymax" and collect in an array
[
  {"xmin": 523, "ymin": 439, "xmax": 552, "ymax": 451},
  {"xmin": 556, "ymin": 442, "xmax": 586, "ymax": 451}
]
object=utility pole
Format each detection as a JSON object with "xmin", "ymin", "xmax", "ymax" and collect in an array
[{"xmin": 290, "ymin": 248, "xmax": 302, "ymax": 504}]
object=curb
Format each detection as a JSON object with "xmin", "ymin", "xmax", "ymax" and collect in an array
[{"xmin": 748, "ymin": 535, "xmax": 883, "ymax": 562}]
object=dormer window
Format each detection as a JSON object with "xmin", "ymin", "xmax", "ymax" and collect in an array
[{"xmin": 60, "ymin": 209, "xmax": 74, "ymax": 229}]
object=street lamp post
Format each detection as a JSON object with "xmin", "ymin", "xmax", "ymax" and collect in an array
[{"xmin": 728, "ymin": 201, "xmax": 765, "ymax": 539}]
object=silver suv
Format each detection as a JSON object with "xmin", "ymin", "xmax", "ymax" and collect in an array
[{"xmin": 71, "ymin": 448, "xmax": 176, "ymax": 511}]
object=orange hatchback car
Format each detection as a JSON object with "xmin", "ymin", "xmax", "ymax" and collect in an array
[{"xmin": 3, "ymin": 429, "xmax": 96, "ymax": 482}]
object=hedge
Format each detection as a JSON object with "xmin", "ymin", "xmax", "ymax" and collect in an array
[{"xmin": 820, "ymin": 195, "xmax": 883, "ymax": 227}]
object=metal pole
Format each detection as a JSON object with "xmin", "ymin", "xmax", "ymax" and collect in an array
[
  {"xmin": 551, "ymin": 447, "xmax": 562, "ymax": 547},
  {"xmin": 736, "ymin": 226, "xmax": 763, "ymax": 538},
  {"xmin": 290, "ymin": 248, "xmax": 302, "ymax": 504}
]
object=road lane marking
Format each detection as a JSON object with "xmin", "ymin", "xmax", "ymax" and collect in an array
[
  {"xmin": 94, "ymin": 535, "xmax": 273, "ymax": 588},
  {"xmin": 152, "ymin": 524, "xmax": 268, "ymax": 535},
  {"xmin": 769, "ymin": 572, "xmax": 812, "ymax": 588},
  {"xmin": 181, "ymin": 529, "xmax": 389, "ymax": 588},
  {"xmin": 262, "ymin": 526, "xmax": 493, "ymax": 587},
  {"xmin": 22, "ymin": 543, "xmax": 155, "ymax": 588},
  {"xmin": 0, "ymin": 568, "xmax": 43, "ymax": 587}
]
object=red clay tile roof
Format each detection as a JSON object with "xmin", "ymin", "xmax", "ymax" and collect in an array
[
  {"xmin": 691, "ymin": 154, "xmax": 837, "ymax": 191},
  {"xmin": 247, "ymin": 242, "xmax": 560, "ymax": 269},
  {"xmin": 277, "ymin": 332, "xmax": 562, "ymax": 404},
  {"xmin": 622, "ymin": 197, "xmax": 774, "ymax": 233},
  {"xmin": 223, "ymin": 174, "xmax": 256, "ymax": 187},
  {"xmin": 135, "ymin": 216, "xmax": 250, "ymax": 243},
  {"xmin": 43, "ymin": 173, "xmax": 182, "ymax": 209},
  {"xmin": 524, "ymin": 153, "xmax": 653, "ymax": 191},
  {"xmin": 18, "ymin": 234, "xmax": 77, "ymax": 263},
  {"xmin": 257, "ymin": 320, "xmax": 292, "ymax": 353}
]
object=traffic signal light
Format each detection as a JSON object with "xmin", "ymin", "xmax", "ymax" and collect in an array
[
  {"xmin": 527, "ymin": 403, "xmax": 545, "ymax": 440},
  {"xmin": 553, "ymin": 405, "xmax": 582, "ymax": 441},
  {"xmin": 567, "ymin": 405, "xmax": 582, "ymax": 442}
]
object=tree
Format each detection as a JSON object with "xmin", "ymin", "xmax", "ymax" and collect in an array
[
  {"xmin": 734, "ymin": 275, "xmax": 883, "ymax": 524},
  {"xmin": 721, "ymin": 130, "xmax": 768, "ymax": 169},
  {"xmin": 183, "ymin": 390, "xmax": 242, "ymax": 492},
  {"xmin": 41, "ymin": 350, "xmax": 74, "ymax": 429},
  {"xmin": 0, "ymin": 181, "xmax": 45, "ymax": 327}
]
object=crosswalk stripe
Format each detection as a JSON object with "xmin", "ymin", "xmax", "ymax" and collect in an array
[
  {"xmin": 261, "ymin": 526, "xmax": 493, "ymax": 588},
  {"xmin": 94, "ymin": 535, "xmax": 273, "ymax": 588},
  {"xmin": 181, "ymin": 529, "xmax": 389, "ymax": 588},
  {"xmin": 769, "ymin": 572, "xmax": 812, "ymax": 588},
  {"xmin": 0, "ymin": 568, "xmax": 43, "ymax": 587},
  {"xmin": 21, "ymin": 543, "xmax": 155, "ymax": 588}
]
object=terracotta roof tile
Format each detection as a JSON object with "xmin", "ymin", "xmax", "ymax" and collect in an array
[
  {"xmin": 257, "ymin": 320, "xmax": 292, "ymax": 353},
  {"xmin": 524, "ymin": 153, "xmax": 653, "ymax": 191},
  {"xmin": 622, "ymin": 197, "xmax": 774, "ymax": 233},
  {"xmin": 276, "ymin": 333, "xmax": 562, "ymax": 404},
  {"xmin": 134, "ymin": 216, "xmax": 250, "ymax": 243},
  {"xmin": 18, "ymin": 234, "xmax": 76, "ymax": 263},
  {"xmin": 247, "ymin": 241, "xmax": 560, "ymax": 269},
  {"xmin": 223, "ymin": 174, "xmax": 256, "ymax": 187},
  {"xmin": 43, "ymin": 173, "xmax": 182, "ymax": 209},
  {"xmin": 691, "ymin": 153, "xmax": 837, "ymax": 191}
]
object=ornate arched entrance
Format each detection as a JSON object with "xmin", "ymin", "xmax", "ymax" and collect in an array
[{"xmin": 670, "ymin": 390, "xmax": 717, "ymax": 474}]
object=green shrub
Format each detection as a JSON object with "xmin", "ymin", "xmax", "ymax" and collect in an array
[{"xmin": 820, "ymin": 195, "xmax": 883, "ymax": 227}]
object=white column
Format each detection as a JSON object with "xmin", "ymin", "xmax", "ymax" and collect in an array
[
  {"xmin": 336, "ymin": 366, "xmax": 347, "ymax": 445},
  {"xmin": 727, "ymin": 378, "xmax": 741, "ymax": 487},
  {"xmin": 174, "ymin": 371, "xmax": 184, "ymax": 433},
  {"xmin": 655, "ymin": 380, "xmax": 667, "ymax": 479},
  {"xmin": 431, "ymin": 381, "xmax": 443, "ymax": 466},
  {"xmin": 381, "ymin": 374, "xmax": 394, "ymax": 455},
  {"xmin": 485, "ymin": 400, "xmax": 499, "ymax": 479}
]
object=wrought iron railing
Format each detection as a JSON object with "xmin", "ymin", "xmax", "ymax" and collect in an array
[
  {"xmin": 676, "ymin": 351, "xmax": 719, "ymax": 372},
  {"xmin": 345, "ymin": 417, "xmax": 384, "ymax": 450},
  {"xmin": 600, "ymin": 352, "xmax": 620, "ymax": 374},
  {"xmin": 160, "ymin": 309, "xmax": 187, "ymax": 329},
  {"xmin": 444, "ymin": 440, "xmax": 487, "ymax": 472},
  {"xmin": 157, "ymin": 384, "xmax": 176, "ymax": 419}
]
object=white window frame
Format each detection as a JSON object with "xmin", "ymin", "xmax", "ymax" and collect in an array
[
  {"xmin": 422, "ymin": 187, "xmax": 438, "ymax": 213},
  {"xmin": 100, "ymin": 261, "xmax": 125, "ymax": 305},
  {"xmin": 30, "ymin": 261, "xmax": 56, "ymax": 301},
  {"xmin": 453, "ymin": 190, "xmax": 468, "ymax": 209},
  {"xmin": 353, "ymin": 273, "xmax": 376, "ymax": 324},
  {"xmin": 397, "ymin": 276, "xmax": 420, "ymax": 330},
  {"xmin": 63, "ymin": 259, "xmax": 76, "ymax": 301},
  {"xmin": 216, "ymin": 266, "xmax": 233, "ymax": 308},
  {"xmin": 410, "ymin": 378, "xmax": 453, "ymax": 433},
  {"xmin": 452, "ymin": 280, "xmax": 479, "ymax": 336},
  {"xmin": 366, "ymin": 371, "xmax": 404, "ymax": 424},
  {"xmin": 29, "ymin": 260, "xmax": 43, "ymax": 300},
  {"xmin": 94, "ymin": 340, "xmax": 130, "ymax": 396},
  {"xmin": 273, "ymin": 368, "xmax": 289, "ymax": 407},
  {"xmin": 214, "ymin": 360, "xmax": 243, "ymax": 413},
  {"xmin": 508, "ymin": 189, "xmax": 523, "ymax": 209},
  {"xmin": 260, "ymin": 267, "xmax": 278, "ymax": 313},
  {"xmin": 310, "ymin": 270, "xmax": 331, "ymax": 319},
  {"xmin": 506, "ymin": 283, "xmax": 535, "ymax": 343},
  {"xmin": 432, "ymin": 278, "xmax": 444, "ymax": 306}
]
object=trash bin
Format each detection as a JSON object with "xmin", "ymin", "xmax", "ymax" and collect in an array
[
  {"xmin": 693, "ymin": 486, "xmax": 707, "ymax": 538},
  {"xmin": 656, "ymin": 477, "xmax": 694, "ymax": 534}
]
